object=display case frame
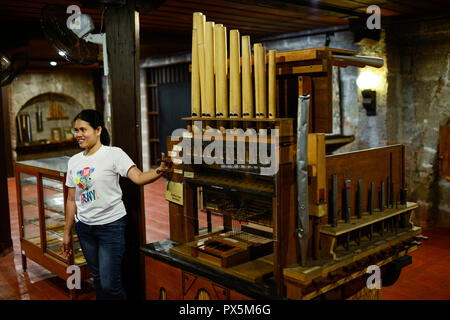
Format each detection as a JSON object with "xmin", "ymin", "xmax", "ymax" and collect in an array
[{"xmin": 15, "ymin": 157, "xmax": 90, "ymax": 299}]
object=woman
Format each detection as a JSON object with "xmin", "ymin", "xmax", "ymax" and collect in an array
[{"xmin": 61, "ymin": 109, "xmax": 167, "ymax": 300}]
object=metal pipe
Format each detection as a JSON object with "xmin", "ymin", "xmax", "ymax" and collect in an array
[
  {"xmin": 390, "ymin": 182, "xmax": 394, "ymax": 208},
  {"xmin": 369, "ymin": 181, "xmax": 374, "ymax": 215},
  {"xmin": 331, "ymin": 173, "xmax": 338, "ymax": 227},
  {"xmin": 344, "ymin": 169, "xmax": 351, "ymax": 223},
  {"xmin": 400, "ymin": 188, "xmax": 407, "ymax": 205},
  {"xmin": 297, "ymin": 94, "xmax": 310, "ymax": 267},
  {"xmin": 333, "ymin": 55, "xmax": 384, "ymax": 68},
  {"xmin": 259, "ymin": 25, "xmax": 350, "ymax": 43},
  {"xmin": 357, "ymin": 178, "xmax": 363, "ymax": 219},
  {"xmin": 386, "ymin": 177, "xmax": 390, "ymax": 210}
]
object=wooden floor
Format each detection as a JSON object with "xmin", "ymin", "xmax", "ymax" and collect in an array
[{"xmin": 1, "ymin": 177, "xmax": 449, "ymax": 300}]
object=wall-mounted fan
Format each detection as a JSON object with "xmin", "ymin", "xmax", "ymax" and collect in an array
[
  {"xmin": 1, "ymin": 52, "xmax": 29, "ymax": 87},
  {"xmin": 40, "ymin": 4, "xmax": 109, "ymax": 76}
]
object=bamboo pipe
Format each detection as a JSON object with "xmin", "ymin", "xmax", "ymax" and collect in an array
[
  {"xmin": 241, "ymin": 35, "xmax": 253, "ymax": 118},
  {"xmin": 222, "ymin": 25, "xmax": 227, "ymax": 117},
  {"xmin": 259, "ymin": 45, "xmax": 267, "ymax": 118},
  {"xmin": 205, "ymin": 21, "xmax": 215, "ymax": 117},
  {"xmin": 191, "ymin": 28, "xmax": 200, "ymax": 117},
  {"xmin": 254, "ymin": 43, "xmax": 261, "ymax": 117},
  {"xmin": 214, "ymin": 24, "xmax": 227, "ymax": 118},
  {"xmin": 268, "ymin": 49, "xmax": 276, "ymax": 119},
  {"xmin": 254, "ymin": 44, "xmax": 266, "ymax": 118},
  {"xmin": 195, "ymin": 13, "xmax": 206, "ymax": 117},
  {"xmin": 192, "ymin": 12, "xmax": 204, "ymax": 135},
  {"xmin": 229, "ymin": 29, "xmax": 241, "ymax": 118}
]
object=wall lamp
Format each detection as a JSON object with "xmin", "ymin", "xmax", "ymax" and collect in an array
[{"xmin": 356, "ymin": 69, "xmax": 382, "ymax": 116}]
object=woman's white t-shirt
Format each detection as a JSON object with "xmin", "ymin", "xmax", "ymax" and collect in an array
[{"xmin": 65, "ymin": 145, "xmax": 135, "ymax": 225}]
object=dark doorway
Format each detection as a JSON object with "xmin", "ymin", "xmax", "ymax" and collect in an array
[
  {"xmin": 158, "ymin": 81, "xmax": 191, "ymax": 155},
  {"xmin": 145, "ymin": 63, "xmax": 190, "ymax": 167}
]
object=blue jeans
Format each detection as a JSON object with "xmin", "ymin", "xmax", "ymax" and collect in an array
[{"xmin": 75, "ymin": 215, "xmax": 127, "ymax": 300}]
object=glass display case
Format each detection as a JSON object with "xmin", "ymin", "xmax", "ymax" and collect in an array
[{"xmin": 15, "ymin": 157, "xmax": 89, "ymax": 298}]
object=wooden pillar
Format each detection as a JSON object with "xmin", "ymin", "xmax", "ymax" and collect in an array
[
  {"xmin": 105, "ymin": 1, "xmax": 145, "ymax": 300},
  {"xmin": 1, "ymin": 87, "xmax": 13, "ymax": 177},
  {"xmin": 0, "ymin": 87, "xmax": 13, "ymax": 256},
  {"xmin": 93, "ymin": 69, "xmax": 105, "ymax": 116}
]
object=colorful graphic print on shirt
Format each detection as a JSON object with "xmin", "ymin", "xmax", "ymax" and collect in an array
[{"xmin": 75, "ymin": 167, "xmax": 99, "ymax": 205}]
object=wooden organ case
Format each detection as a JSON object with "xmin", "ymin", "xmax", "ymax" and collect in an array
[{"xmin": 141, "ymin": 12, "xmax": 423, "ymax": 300}]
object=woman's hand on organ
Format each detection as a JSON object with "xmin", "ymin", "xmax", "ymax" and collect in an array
[
  {"xmin": 127, "ymin": 153, "xmax": 170, "ymax": 185},
  {"xmin": 156, "ymin": 152, "xmax": 169, "ymax": 175}
]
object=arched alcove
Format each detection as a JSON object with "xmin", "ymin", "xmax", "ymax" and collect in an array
[
  {"xmin": 16, "ymin": 92, "xmax": 84, "ymax": 144},
  {"xmin": 15, "ymin": 92, "xmax": 86, "ymax": 160}
]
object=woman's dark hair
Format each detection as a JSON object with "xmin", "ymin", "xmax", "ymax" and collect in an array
[{"xmin": 73, "ymin": 109, "xmax": 110, "ymax": 146}]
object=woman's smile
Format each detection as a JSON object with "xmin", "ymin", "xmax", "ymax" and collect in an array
[
  {"xmin": 76, "ymin": 137, "xmax": 88, "ymax": 147},
  {"xmin": 73, "ymin": 119, "xmax": 102, "ymax": 154}
]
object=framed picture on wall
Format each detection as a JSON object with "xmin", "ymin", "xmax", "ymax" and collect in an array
[
  {"xmin": 51, "ymin": 128, "xmax": 61, "ymax": 141},
  {"xmin": 63, "ymin": 127, "xmax": 73, "ymax": 139}
]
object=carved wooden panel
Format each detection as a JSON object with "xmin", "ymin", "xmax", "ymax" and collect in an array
[
  {"xmin": 145, "ymin": 256, "xmax": 183, "ymax": 300},
  {"xmin": 182, "ymin": 271, "xmax": 229, "ymax": 300}
]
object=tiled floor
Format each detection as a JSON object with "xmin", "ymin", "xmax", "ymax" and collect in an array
[
  {"xmin": 382, "ymin": 227, "xmax": 450, "ymax": 300},
  {"xmin": 1, "ymin": 177, "xmax": 449, "ymax": 300}
]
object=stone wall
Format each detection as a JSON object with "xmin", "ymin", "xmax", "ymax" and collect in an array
[
  {"xmin": 9, "ymin": 71, "xmax": 96, "ymax": 159},
  {"xmin": 356, "ymin": 34, "xmax": 388, "ymax": 150},
  {"xmin": 262, "ymin": 30, "xmax": 387, "ymax": 151},
  {"xmin": 261, "ymin": 20, "xmax": 450, "ymax": 227},
  {"xmin": 385, "ymin": 18, "xmax": 450, "ymax": 227}
]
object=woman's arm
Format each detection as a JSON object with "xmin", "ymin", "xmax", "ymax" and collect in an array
[
  {"xmin": 127, "ymin": 152, "xmax": 169, "ymax": 185},
  {"xmin": 62, "ymin": 187, "xmax": 76, "ymax": 258}
]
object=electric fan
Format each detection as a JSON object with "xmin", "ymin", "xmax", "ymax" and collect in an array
[
  {"xmin": 40, "ymin": 4, "xmax": 108, "ymax": 75},
  {"xmin": 0, "ymin": 52, "xmax": 29, "ymax": 86}
]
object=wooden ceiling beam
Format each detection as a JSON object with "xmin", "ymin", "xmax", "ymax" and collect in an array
[
  {"xmin": 146, "ymin": 7, "xmax": 332, "ymax": 30},
  {"xmin": 161, "ymin": 0, "xmax": 346, "ymax": 22},
  {"xmin": 223, "ymin": 0, "xmax": 366, "ymax": 18}
]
